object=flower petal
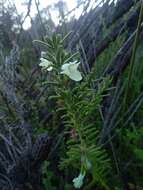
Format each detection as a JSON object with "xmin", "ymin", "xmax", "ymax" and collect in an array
[
  {"xmin": 47, "ymin": 66, "xmax": 53, "ymax": 71},
  {"xmin": 41, "ymin": 51, "xmax": 46, "ymax": 57},
  {"xmin": 73, "ymin": 172, "xmax": 85, "ymax": 189},
  {"xmin": 39, "ymin": 58, "xmax": 53, "ymax": 71},
  {"xmin": 69, "ymin": 61, "xmax": 80, "ymax": 71},
  {"xmin": 61, "ymin": 63, "xmax": 71, "ymax": 75},
  {"xmin": 68, "ymin": 70, "xmax": 82, "ymax": 81},
  {"xmin": 60, "ymin": 61, "xmax": 82, "ymax": 81}
]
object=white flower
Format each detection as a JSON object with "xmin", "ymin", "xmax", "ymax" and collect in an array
[
  {"xmin": 73, "ymin": 172, "xmax": 85, "ymax": 189},
  {"xmin": 60, "ymin": 61, "xmax": 82, "ymax": 81},
  {"xmin": 39, "ymin": 58, "xmax": 53, "ymax": 71}
]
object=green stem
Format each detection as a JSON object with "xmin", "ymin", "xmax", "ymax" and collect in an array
[
  {"xmin": 83, "ymin": 178, "xmax": 111, "ymax": 190},
  {"xmin": 124, "ymin": 0, "xmax": 143, "ymax": 105},
  {"xmin": 83, "ymin": 179, "xmax": 96, "ymax": 190}
]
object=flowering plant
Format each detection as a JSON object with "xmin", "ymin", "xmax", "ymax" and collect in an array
[{"xmin": 35, "ymin": 33, "xmax": 111, "ymax": 190}]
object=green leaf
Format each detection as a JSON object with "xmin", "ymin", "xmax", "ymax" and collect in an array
[{"xmin": 134, "ymin": 148, "xmax": 143, "ymax": 160}]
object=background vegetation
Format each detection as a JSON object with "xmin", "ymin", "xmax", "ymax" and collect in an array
[{"xmin": 0, "ymin": 0, "xmax": 143, "ymax": 189}]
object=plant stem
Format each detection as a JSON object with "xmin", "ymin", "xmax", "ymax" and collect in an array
[{"xmin": 124, "ymin": 0, "xmax": 143, "ymax": 105}]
